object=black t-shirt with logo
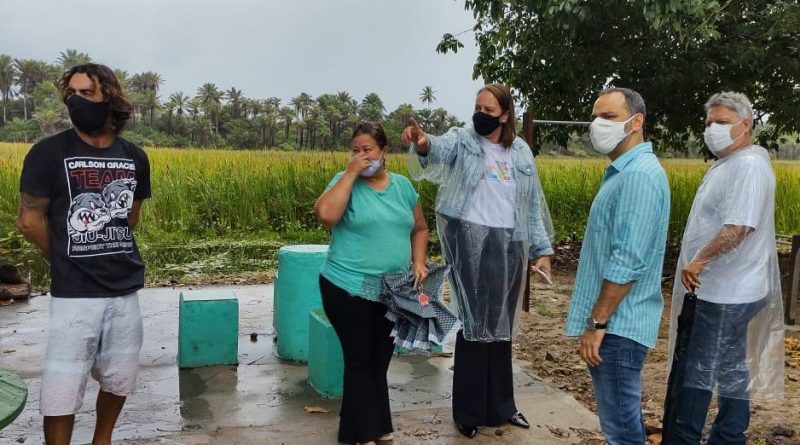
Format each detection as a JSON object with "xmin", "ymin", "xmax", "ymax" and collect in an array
[{"xmin": 19, "ymin": 129, "xmax": 152, "ymax": 298}]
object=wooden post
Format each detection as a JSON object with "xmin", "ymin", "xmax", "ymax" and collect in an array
[
  {"xmin": 523, "ymin": 110, "xmax": 534, "ymax": 152},
  {"xmin": 787, "ymin": 235, "xmax": 800, "ymax": 325},
  {"xmin": 522, "ymin": 110, "xmax": 534, "ymax": 313}
]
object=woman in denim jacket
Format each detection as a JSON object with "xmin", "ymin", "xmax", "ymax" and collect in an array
[{"xmin": 403, "ymin": 84, "xmax": 554, "ymax": 439}]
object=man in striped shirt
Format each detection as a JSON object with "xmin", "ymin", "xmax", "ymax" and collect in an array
[{"xmin": 565, "ymin": 88, "xmax": 671, "ymax": 444}]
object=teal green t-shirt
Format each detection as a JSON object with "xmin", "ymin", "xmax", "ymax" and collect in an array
[{"xmin": 320, "ymin": 171, "xmax": 419, "ymax": 301}]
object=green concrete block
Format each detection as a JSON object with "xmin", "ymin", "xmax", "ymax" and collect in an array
[
  {"xmin": 178, "ymin": 290, "xmax": 239, "ymax": 368},
  {"xmin": 274, "ymin": 245, "xmax": 328, "ymax": 362},
  {"xmin": 308, "ymin": 308, "xmax": 343, "ymax": 398},
  {"xmin": 272, "ymin": 271, "xmax": 279, "ymax": 332},
  {"xmin": 0, "ymin": 369, "xmax": 27, "ymax": 429}
]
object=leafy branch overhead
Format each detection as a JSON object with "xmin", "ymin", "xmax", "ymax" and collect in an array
[{"xmin": 438, "ymin": 0, "xmax": 800, "ymax": 152}]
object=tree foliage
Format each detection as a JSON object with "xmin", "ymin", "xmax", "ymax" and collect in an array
[
  {"xmin": 439, "ymin": 0, "xmax": 800, "ymax": 152},
  {"xmin": 0, "ymin": 50, "xmax": 463, "ymax": 150}
]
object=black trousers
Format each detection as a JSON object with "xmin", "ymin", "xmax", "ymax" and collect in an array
[
  {"xmin": 440, "ymin": 214, "xmax": 525, "ymax": 341},
  {"xmin": 319, "ymin": 275, "xmax": 395, "ymax": 444},
  {"xmin": 452, "ymin": 331, "xmax": 517, "ymax": 427}
]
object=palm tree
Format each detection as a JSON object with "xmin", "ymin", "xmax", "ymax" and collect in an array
[
  {"xmin": 362, "ymin": 93, "xmax": 385, "ymax": 113},
  {"xmin": 168, "ymin": 92, "xmax": 189, "ymax": 116},
  {"xmin": 290, "ymin": 92, "xmax": 313, "ymax": 119},
  {"xmin": 196, "ymin": 83, "xmax": 224, "ymax": 133},
  {"xmin": 14, "ymin": 59, "xmax": 46, "ymax": 120},
  {"xmin": 359, "ymin": 93, "xmax": 385, "ymax": 121},
  {"xmin": 188, "ymin": 115, "xmax": 212, "ymax": 146},
  {"xmin": 391, "ymin": 103, "xmax": 415, "ymax": 127},
  {"xmin": 336, "ymin": 91, "xmax": 352, "ymax": 104},
  {"xmin": 127, "ymin": 91, "xmax": 147, "ymax": 127},
  {"xmin": 0, "ymin": 54, "xmax": 17, "ymax": 126},
  {"xmin": 33, "ymin": 106, "xmax": 66, "ymax": 136},
  {"xmin": 265, "ymin": 97, "xmax": 281, "ymax": 110},
  {"xmin": 305, "ymin": 103, "xmax": 321, "ymax": 149},
  {"xmin": 187, "ymin": 97, "xmax": 203, "ymax": 117},
  {"xmin": 420, "ymin": 86, "xmax": 436, "ymax": 109},
  {"xmin": 58, "ymin": 49, "xmax": 91, "ymax": 70},
  {"xmin": 430, "ymin": 108, "xmax": 448, "ymax": 134},
  {"xmin": 316, "ymin": 94, "xmax": 341, "ymax": 148},
  {"xmin": 129, "ymin": 71, "xmax": 163, "ymax": 125},
  {"xmin": 256, "ymin": 108, "xmax": 278, "ymax": 148},
  {"xmin": 279, "ymin": 106, "xmax": 294, "ymax": 140},
  {"xmin": 144, "ymin": 90, "xmax": 159, "ymax": 126},
  {"xmin": 445, "ymin": 115, "xmax": 462, "ymax": 129},
  {"xmin": 164, "ymin": 92, "xmax": 189, "ymax": 134},
  {"xmin": 415, "ymin": 108, "xmax": 433, "ymax": 129},
  {"xmin": 114, "ymin": 69, "xmax": 130, "ymax": 91},
  {"xmin": 225, "ymin": 87, "xmax": 244, "ymax": 118},
  {"xmin": 242, "ymin": 98, "xmax": 262, "ymax": 120}
]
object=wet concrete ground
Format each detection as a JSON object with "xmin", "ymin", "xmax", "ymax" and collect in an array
[{"xmin": 0, "ymin": 286, "xmax": 598, "ymax": 444}]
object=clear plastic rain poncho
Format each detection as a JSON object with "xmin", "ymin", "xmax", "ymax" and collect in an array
[
  {"xmin": 668, "ymin": 146, "xmax": 784, "ymax": 400},
  {"xmin": 408, "ymin": 126, "xmax": 554, "ymax": 342}
]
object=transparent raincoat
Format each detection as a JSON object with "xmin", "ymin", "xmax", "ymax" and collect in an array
[
  {"xmin": 408, "ymin": 126, "xmax": 554, "ymax": 342},
  {"xmin": 668, "ymin": 145, "xmax": 784, "ymax": 400}
]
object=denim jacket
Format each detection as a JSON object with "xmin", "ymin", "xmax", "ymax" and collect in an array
[{"xmin": 408, "ymin": 126, "xmax": 554, "ymax": 258}]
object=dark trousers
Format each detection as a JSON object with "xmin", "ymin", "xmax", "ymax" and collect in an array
[
  {"xmin": 440, "ymin": 214, "xmax": 525, "ymax": 342},
  {"xmin": 452, "ymin": 331, "xmax": 517, "ymax": 427},
  {"xmin": 669, "ymin": 299, "xmax": 765, "ymax": 445},
  {"xmin": 319, "ymin": 275, "xmax": 395, "ymax": 444},
  {"xmin": 670, "ymin": 387, "xmax": 750, "ymax": 445}
]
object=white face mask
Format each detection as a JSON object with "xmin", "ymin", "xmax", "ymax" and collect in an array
[
  {"xmin": 360, "ymin": 153, "xmax": 384, "ymax": 177},
  {"xmin": 589, "ymin": 115, "xmax": 636, "ymax": 155},
  {"xmin": 703, "ymin": 121, "xmax": 744, "ymax": 155}
]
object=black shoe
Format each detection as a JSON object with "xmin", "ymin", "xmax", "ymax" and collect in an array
[
  {"xmin": 457, "ymin": 423, "xmax": 478, "ymax": 439},
  {"xmin": 508, "ymin": 412, "xmax": 530, "ymax": 429}
]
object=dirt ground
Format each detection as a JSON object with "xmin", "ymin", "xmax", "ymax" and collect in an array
[
  {"xmin": 8, "ymin": 242, "xmax": 795, "ymax": 444},
  {"xmin": 514, "ymin": 243, "xmax": 800, "ymax": 445}
]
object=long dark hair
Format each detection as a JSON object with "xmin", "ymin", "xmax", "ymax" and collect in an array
[
  {"xmin": 478, "ymin": 84, "xmax": 516, "ymax": 148},
  {"xmin": 59, "ymin": 63, "xmax": 132, "ymax": 134}
]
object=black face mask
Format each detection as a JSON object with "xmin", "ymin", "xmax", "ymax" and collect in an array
[
  {"xmin": 472, "ymin": 111, "xmax": 502, "ymax": 136},
  {"xmin": 67, "ymin": 94, "xmax": 110, "ymax": 134}
]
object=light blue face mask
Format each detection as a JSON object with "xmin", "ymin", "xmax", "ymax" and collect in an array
[{"xmin": 360, "ymin": 153, "xmax": 384, "ymax": 177}]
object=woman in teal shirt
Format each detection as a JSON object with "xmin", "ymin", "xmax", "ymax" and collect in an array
[{"xmin": 315, "ymin": 121, "xmax": 429, "ymax": 445}]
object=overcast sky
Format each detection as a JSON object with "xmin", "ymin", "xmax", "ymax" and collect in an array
[{"xmin": 1, "ymin": 0, "xmax": 484, "ymax": 120}]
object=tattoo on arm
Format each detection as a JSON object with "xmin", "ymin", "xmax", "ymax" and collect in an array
[{"xmin": 18, "ymin": 192, "xmax": 50, "ymax": 217}]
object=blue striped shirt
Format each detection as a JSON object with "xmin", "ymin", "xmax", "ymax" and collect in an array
[{"xmin": 565, "ymin": 142, "xmax": 670, "ymax": 348}]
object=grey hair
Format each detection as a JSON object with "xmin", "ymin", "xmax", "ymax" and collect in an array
[
  {"xmin": 599, "ymin": 87, "xmax": 646, "ymax": 119},
  {"xmin": 704, "ymin": 91, "xmax": 754, "ymax": 121}
]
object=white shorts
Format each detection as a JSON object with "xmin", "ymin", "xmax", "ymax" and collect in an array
[{"xmin": 40, "ymin": 292, "xmax": 143, "ymax": 416}]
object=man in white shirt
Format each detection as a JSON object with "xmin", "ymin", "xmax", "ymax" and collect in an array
[{"xmin": 665, "ymin": 91, "xmax": 785, "ymax": 445}]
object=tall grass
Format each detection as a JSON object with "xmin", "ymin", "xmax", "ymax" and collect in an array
[{"xmin": 1, "ymin": 142, "xmax": 799, "ymax": 284}]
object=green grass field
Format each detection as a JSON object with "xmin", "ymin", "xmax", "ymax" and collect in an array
[{"xmin": 1, "ymin": 142, "xmax": 799, "ymax": 285}]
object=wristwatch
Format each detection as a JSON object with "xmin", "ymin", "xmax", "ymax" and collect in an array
[{"xmin": 585, "ymin": 317, "xmax": 607, "ymax": 331}]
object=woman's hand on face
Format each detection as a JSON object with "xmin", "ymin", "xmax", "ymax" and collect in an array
[
  {"xmin": 413, "ymin": 262, "xmax": 429, "ymax": 289},
  {"xmin": 345, "ymin": 152, "xmax": 371, "ymax": 177},
  {"xmin": 402, "ymin": 118, "xmax": 428, "ymax": 149}
]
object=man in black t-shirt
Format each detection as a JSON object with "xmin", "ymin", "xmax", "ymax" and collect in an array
[{"xmin": 16, "ymin": 63, "xmax": 151, "ymax": 445}]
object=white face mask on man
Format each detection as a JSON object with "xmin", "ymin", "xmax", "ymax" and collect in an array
[
  {"xmin": 703, "ymin": 120, "xmax": 744, "ymax": 155},
  {"xmin": 589, "ymin": 115, "xmax": 636, "ymax": 155}
]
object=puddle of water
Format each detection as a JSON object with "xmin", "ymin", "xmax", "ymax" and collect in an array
[{"xmin": 0, "ymin": 284, "xmax": 467, "ymax": 443}]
